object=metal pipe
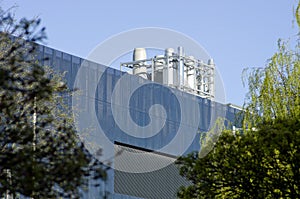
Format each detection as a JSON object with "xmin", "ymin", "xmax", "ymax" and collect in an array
[{"xmin": 178, "ymin": 46, "xmax": 184, "ymax": 89}]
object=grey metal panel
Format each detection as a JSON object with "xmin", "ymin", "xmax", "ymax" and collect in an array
[
  {"xmin": 114, "ymin": 144, "xmax": 192, "ymax": 199},
  {"xmin": 37, "ymin": 44, "xmax": 241, "ymax": 199}
]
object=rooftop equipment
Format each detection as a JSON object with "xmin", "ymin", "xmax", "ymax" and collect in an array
[{"xmin": 120, "ymin": 46, "xmax": 215, "ymax": 99}]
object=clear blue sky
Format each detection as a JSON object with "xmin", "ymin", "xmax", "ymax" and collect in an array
[{"xmin": 1, "ymin": 0, "xmax": 297, "ymax": 105}]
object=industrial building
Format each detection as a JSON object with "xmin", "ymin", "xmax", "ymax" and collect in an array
[{"xmin": 36, "ymin": 44, "xmax": 241, "ymax": 198}]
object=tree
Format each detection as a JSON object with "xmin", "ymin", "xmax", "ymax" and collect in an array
[
  {"xmin": 177, "ymin": 119, "xmax": 300, "ymax": 198},
  {"xmin": 0, "ymin": 9, "xmax": 106, "ymax": 198},
  {"xmin": 241, "ymin": 2, "xmax": 300, "ymax": 129},
  {"xmin": 242, "ymin": 39, "xmax": 300, "ymax": 129},
  {"xmin": 176, "ymin": 2, "xmax": 300, "ymax": 198}
]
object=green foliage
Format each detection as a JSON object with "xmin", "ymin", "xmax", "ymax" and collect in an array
[
  {"xmin": 177, "ymin": 119, "xmax": 300, "ymax": 198},
  {"xmin": 296, "ymin": 2, "xmax": 300, "ymax": 29},
  {"xmin": 242, "ymin": 39, "xmax": 300, "ymax": 129},
  {"xmin": 0, "ymin": 9, "xmax": 106, "ymax": 198},
  {"xmin": 242, "ymin": 0, "xmax": 300, "ymax": 128},
  {"xmin": 177, "ymin": 2, "xmax": 300, "ymax": 198},
  {"xmin": 199, "ymin": 117, "xmax": 227, "ymax": 158}
]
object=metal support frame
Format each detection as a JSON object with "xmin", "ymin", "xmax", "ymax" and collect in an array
[{"xmin": 120, "ymin": 47, "xmax": 215, "ymax": 99}]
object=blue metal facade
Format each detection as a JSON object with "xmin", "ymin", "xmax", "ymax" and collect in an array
[{"xmin": 36, "ymin": 44, "xmax": 241, "ymax": 199}]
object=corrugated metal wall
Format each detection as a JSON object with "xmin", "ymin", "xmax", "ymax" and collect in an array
[{"xmin": 38, "ymin": 45, "xmax": 241, "ymax": 199}]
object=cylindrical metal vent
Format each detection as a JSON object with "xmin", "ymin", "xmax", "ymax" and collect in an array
[{"xmin": 133, "ymin": 48, "xmax": 147, "ymax": 79}]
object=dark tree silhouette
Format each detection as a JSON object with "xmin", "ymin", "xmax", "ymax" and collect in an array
[{"xmin": 0, "ymin": 8, "xmax": 106, "ymax": 198}]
